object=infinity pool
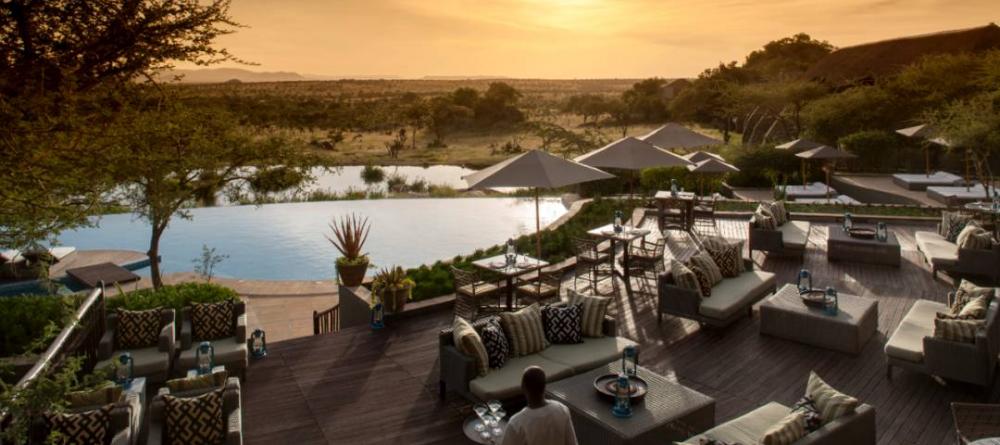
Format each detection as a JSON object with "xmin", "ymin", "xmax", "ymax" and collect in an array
[{"xmin": 54, "ymin": 198, "xmax": 567, "ymax": 280}]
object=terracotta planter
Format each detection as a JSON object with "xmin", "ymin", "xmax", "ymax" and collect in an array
[
  {"xmin": 381, "ymin": 288, "xmax": 411, "ymax": 314},
  {"xmin": 336, "ymin": 261, "xmax": 368, "ymax": 287}
]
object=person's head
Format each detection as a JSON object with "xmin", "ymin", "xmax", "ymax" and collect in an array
[{"xmin": 521, "ymin": 366, "xmax": 546, "ymax": 405}]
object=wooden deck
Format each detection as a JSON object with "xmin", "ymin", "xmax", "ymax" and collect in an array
[{"xmin": 244, "ymin": 218, "xmax": 1000, "ymax": 445}]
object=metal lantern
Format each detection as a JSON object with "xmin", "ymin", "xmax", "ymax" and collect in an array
[
  {"xmin": 824, "ymin": 287, "xmax": 839, "ymax": 316},
  {"xmin": 196, "ymin": 341, "xmax": 214, "ymax": 375},
  {"xmin": 797, "ymin": 269, "xmax": 812, "ymax": 294},
  {"xmin": 505, "ymin": 238, "xmax": 516, "ymax": 266},
  {"xmin": 613, "ymin": 210, "xmax": 624, "ymax": 233},
  {"xmin": 670, "ymin": 178, "xmax": 679, "ymax": 197},
  {"xmin": 621, "ymin": 345, "xmax": 638, "ymax": 377},
  {"xmin": 370, "ymin": 298, "xmax": 385, "ymax": 330},
  {"xmin": 250, "ymin": 328, "xmax": 267, "ymax": 359},
  {"xmin": 611, "ymin": 374, "xmax": 633, "ymax": 418},
  {"xmin": 843, "ymin": 213, "xmax": 853, "ymax": 232},
  {"xmin": 876, "ymin": 222, "xmax": 888, "ymax": 242},
  {"xmin": 116, "ymin": 352, "xmax": 133, "ymax": 388}
]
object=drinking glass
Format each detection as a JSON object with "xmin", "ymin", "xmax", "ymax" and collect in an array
[
  {"xmin": 487, "ymin": 400, "xmax": 502, "ymax": 415},
  {"xmin": 473, "ymin": 403, "xmax": 488, "ymax": 432}
]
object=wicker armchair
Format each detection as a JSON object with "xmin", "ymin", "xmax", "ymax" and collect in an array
[
  {"xmin": 147, "ymin": 377, "xmax": 242, "ymax": 445},
  {"xmin": 572, "ymin": 237, "xmax": 613, "ymax": 294},
  {"xmin": 451, "ymin": 266, "xmax": 502, "ymax": 319},
  {"xmin": 952, "ymin": 402, "xmax": 1000, "ymax": 444},
  {"xmin": 175, "ymin": 302, "xmax": 248, "ymax": 381},
  {"xmin": 97, "ymin": 309, "xmax": 176, "ymax": 384},
  {"xmin": 515, "ymin": 271, "xmax": 562, "ymax": 305}
]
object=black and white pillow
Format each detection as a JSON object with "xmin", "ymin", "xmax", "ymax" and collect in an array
[
  {"xmin": 479, "ymin": 319, "xmax": 510, "ymax": 369},
  {"xmin": 541, "ymin": 304, "xmax": 583, "ymax": 344},
  {"xmin": 792, "ymin": 396, "xmax": 823, "ymax": 432}
]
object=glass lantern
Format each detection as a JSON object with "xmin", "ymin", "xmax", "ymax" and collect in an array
[
  {"xmin": 196, "ymin": 341, "xmax": 214, "ymax": 375},
  {"xmin": 876, "ymin": 222, "xmax": 888, "ymax": 242},
  {"xmin": 843, "ymin": 213, "xmax": 853, "ymax": 232},
  {"xmin": 621, "ymin": 345, "xmax": 638, "ymax": 376},
  {"xmin": 116, "ymin": 352, "xmax": 133, "ymax": 388},
  {"xmin": 613, "ymin": 210, "xmax": 624, "ymax": 233},
  {"xmin": 371, "ymin": 297, "xmax": 385, "ymax": 330},
  {"xmin": 797, "ymin": 269, "xmax": 812, "ymax": 294},
  {"xmin": 611, "ymin": 374, "xmax": 633, "ymax": 418},
  {"xmin": 505, "ymin": 238, "xmax": 516, "ymax": 266},
  {"xmin": 670, "ymin": 178, "xmax": 679, "ymax": 196},
  {"xmin": 250, "ymin": 328, "xmax": 267, "ymax": 359},
  {"xmin": 824, "ymin": 287, "xmax": 839, "ymax": 316}
]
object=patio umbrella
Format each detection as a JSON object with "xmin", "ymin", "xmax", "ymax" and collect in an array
[
  {"xmin": 684, "ymin": 151, "xmax": 725, "ymax": 164},
  {"xmin": 775, "ymin": 138, "xmax": 825, "ymax": 152},
  {"xmin": 639, "ymin": 123, "xmax": 723, "ymax": 150},
  {"xmin": 795, "ymin": 145, "xmax": 857, "ymax": 198},
  {"xmin": 575, "ymin": 136, "xmax": 692, "ymax": 197},
  {"xmin": 896, "ymin": 124, "xmax": 953, "ymax": 178},
  {"xmin": 687, "ymin": 158, "xmax": 740, "ymax": 195},
  {"xmin": 464, "ymin": 149, "xmax": 614, "ymax": 259}
]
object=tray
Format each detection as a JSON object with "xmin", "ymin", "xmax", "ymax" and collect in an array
[
  {"xmin": 800, "ymin": 289, "xmax": 831, "ymax": 309},
  {"xmin": 593, "ymin": 374, "xmax": 648, "ymax": 402},
  {"xmin": 848, "ymin": 228, "xmax": 876, "ymax": 239}
]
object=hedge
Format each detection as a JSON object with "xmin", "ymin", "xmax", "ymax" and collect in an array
[
  {"xmin": 107, "ymin": 282, "xmax": 240, "ymax": 312},
  {"xmin": 0, "ymin": 295, "xmax": 79, "ymax": 357}
]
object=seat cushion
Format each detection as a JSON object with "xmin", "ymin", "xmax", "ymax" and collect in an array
[
  {"xmin": 699, "ymin": 270, "xmax": 776, "ymax": 320},
  {"xmin": 457, "ymin": 282, "xmax": 499, "ymax": 297},
  {"xmin": 538, "ymin": 336, "xmax": 637, "ymax": 373},
  {"xmin": 779, "ymin": 220, "xmax": 810, "ymax": 249},
  {"xmin": 685, "ymin": 402, "xmax": 790, "ymax": 445},
  {"xmin": 97, "ymin": 346, "xmax": 171, "ymax": 380},
  {"xmin": 469, "ymin": 355, "xmax": 574, "ymax": 400},
  {"xmin": 915, "ymin": 231, "xmax": 958, "ymax": 268},
  {"xmin": 177, "ymin": 337, "xmax": 248, "ymax": 372},
  {"xmin": 884, "ymin": 299, "xmax": 948, "ymax": 363}
]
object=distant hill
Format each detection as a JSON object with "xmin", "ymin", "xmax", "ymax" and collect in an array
[
  {"xmin": 156, "ymin": 68, "xmax": 402, "ymax": 83},
  {"xmin": 421, "ymin": 75, "xmax": 511, "ymax": 80}
]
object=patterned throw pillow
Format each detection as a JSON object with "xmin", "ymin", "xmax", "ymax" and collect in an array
[
  {"xmin": 541, "ymin": 304, "xmax": 583, "ymax": 344},
  {"xmin": 934, "ymin": 318, "xmax": 984, "ymax": 343},
  {"xmin": 191, "ymin": 301, "xmax": 235, "ymax": 341},
  {"xmin": 687, "ymin": 264, "xmax": 714, "ymax": 297},
  {"xmin": 117, "ymin": 308, "xmax": 162, "ymax": 349},
  {"xmin": 945, "ymin": 214, "xmax": 973, "ymax": 242},
  {"xmin": 46, "ymin": 406, "xmax": 110, "ymax": 445},
  {"xmin": 792, "ymin": 396, "xmax": 823, "ymax": 432},
  {"xmin": 957, "ymin": 224, "xmax": 993, "ymax": 250},
  {"xmin": 66, "ymin": 382, "xmax": 122, "ymax": 409},
  {"xmin": 166, "ymin": 370, "xmax": 229, "ymax": 393},
  {"xmin": 769, "ymin": 201, "xmax": 788, "ymax": 226},
  {"xmin": 951, "ymin": 280, "xmax": 995, "ymax": 315},
  {"xmin": 567, "ymin": 291, "xmax": 612, "ymax": 338},
  {"xmin": 806, "ymin": 371, "xmax": 858, "ymax": 423},
  {"xmin": 940, "ymin": 211, "xmax": 971, "ymax": 238},
  {"xmin": 499, "ymin": 304, "xmax": 549, "ymax": 356},
  {"xmin": 760, "ymin": 411, "xmax": 807, "ymax": 445},
  {"xmin": 478, "ymin": 319, "xmax": 509, "ymax": 369},
  {"xmin": 703, "ymin": 237, "xmax": 744, "ymax": 278},
  {"xmin": 164, "ymin": 389, "xmax": 225, "ymax": 445},
  {"xmin": 670, "ymin": 260, "xmax": 704, "ymax": 298},
  {"xmin": 689, "ymin": 251, "xmax": 723, "ymax": 285},
  {"xmin": 452, "ymin": 317, "xmax": 489, "ymax": 376},
  {"xmin": 752, "ymin": 211, "xmax": 777, "ymax": 231}
]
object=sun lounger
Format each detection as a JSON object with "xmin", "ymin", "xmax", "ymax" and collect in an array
[
  {"xmin": 927, "ymin": 185, "xmax": 991, "ymax": 206},
  {"xmin": 794, "ymin": 195, "xmax": 862, "ymax": 205},
  {"xmin": 48, "ymin": 246, "xmax": 76, "ymax": 261},
  {"xmin": 782, "ymin": 182, "xmax": 836, "ymax": 200},
  {"xmin": 0, "ymin": 249, "xmax": 23, "ymax": 264},
  {"xmin": 892, "ymin": 171, "xmax": 964, "ymax": 191}
]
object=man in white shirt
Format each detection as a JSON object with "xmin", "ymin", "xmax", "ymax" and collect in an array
[{"xmin": 500, "ymin": 366, "xmax": 578, "ymax": 445}]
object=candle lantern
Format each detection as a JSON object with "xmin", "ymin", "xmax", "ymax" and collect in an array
[
  {"xmin": 876, "ymin": 222, "xmax": 888, "ymax": 242},
  {"xmin": 843, "ymin": 213, "xmax": 853, "ymax": 232},
  {"xmin": 116, "ymin": 352, "xmax": 133, "ymax": 388},
  {"xmin": 797, "ymin": 269, "xmax": 812, "ymax": 294},
  {"xmin": 505, "ymin": 238, "xmax": 516, "ymax": 266},
  {"xmin": 670, "ymin": 179, "xmax": 679, "ymax": 197},
  {"xmin": 613, "ymin": 210, "xmax": 624, "ymax": 233},
  {"xmin": 250, "ymin": 328, "xmax": 267, "ymax": 359},
  {"xmin": 196, "ymin": 341, "xmax": 214, "ymax": 375},
  {"xmin": 824, "ymin": 287, "xmax": 839, "ymax": 316},
  {"xmin": 621, "ymin": 345, "xmax": 638, "ymax": 376},
  {"xmin": 611, "ymin": 374, "xmax": 633, "ymax": 418},
  {"xmin": 370, "ymin": 297, "xmax": 385, "ymax": 330}
]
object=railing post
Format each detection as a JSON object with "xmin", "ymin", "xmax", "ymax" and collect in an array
[{"xmin": 313, "ymin": 310, "xmax": 319, "ymax": 335}]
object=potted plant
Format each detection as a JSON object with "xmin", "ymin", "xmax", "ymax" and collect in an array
[
  {"xmin": 371, "ymin": 266, "xmax": 415, "ymax": 313},
  {"xmin": 326, "ymin": 214, "xmax": 371, "ymax": 286}
]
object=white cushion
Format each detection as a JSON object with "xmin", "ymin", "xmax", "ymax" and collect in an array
[
  {"xmin": 915, "ymin": 231, "xmax": 958, "ymax": 268},
  {"xmin": 538, "ymin": 336, "xmax": 637, "ymax": 373},
  {"xmin": 469, "ymin": 355, "xmax": 574, "ymax": 400},
  {"xmin": 177, "ymin": 337, "xmax": 248, "ymax": 370},
  {"xmin": 699, "ymin": 270, "xmax": 776, "ymax": 320},
  {"xmin": 49, "ymin": 246, "xmax": 76, "ymax": 261},
  {"xmin": 884, "ymin": 299, "xmax": 948, "ymax": 363},
  {"xmin": 779, "ymin": 220, "xmax": 810, "ymax": 249},
  {"xmin": 685, "ymin": 402, "xmax": 790, "ymax": 445},
  {"xmin": 96, "ymin": 346, "xmax": 170, "ymax": 378}
]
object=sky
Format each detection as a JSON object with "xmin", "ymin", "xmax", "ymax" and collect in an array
[{"xmin": 184, "ymin": 0, "xmax": 1000, "ymax": 79}]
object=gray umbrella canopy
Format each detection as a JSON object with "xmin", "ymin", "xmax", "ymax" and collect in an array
[
  {"xmin": 776, "ymin": 139, "xmax": 826, "ymax": 151},
  {"xmin": 639, "ymin": 123, "xmax": 722, "ymax": 150},
  {"xmin": 575, "ymin": 137, "xmax": 691, "ymax": 170},
  {"xmin": 897, "ymin": 123, "xmax": 964, "ymax": 182},
  {"xmin": 684, "ymin": 151, "xmax": 724, "ymax": 163},
  {"xmin": 795, "ymin": 145, "xmax": 856, "ymax": 160},
  {"xmin": 687, "ymin": 158, "xmax": 739, "ymax": 173}
]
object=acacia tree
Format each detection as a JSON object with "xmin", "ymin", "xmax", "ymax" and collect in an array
[
  {"xmin": 115, "ymin": 98, "xmax": 318, "ymax": 289},
  {"xmin": 0, "ymin": 0, "xmax": 241, "ymax": 248}
]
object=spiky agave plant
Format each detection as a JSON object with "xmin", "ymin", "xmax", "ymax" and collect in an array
[{"xmin": 326, "ymin": 213, "xmax": 371, "ymax": 266}]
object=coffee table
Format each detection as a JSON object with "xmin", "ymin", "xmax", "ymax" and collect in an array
[
  {"xmin": 759, "ymin": 284, "xmax": 878, "ymax": 355},
  {"xmin": 545, "ymin": 362, "xmax": 715, "ymax": 445},
  {"xmin": 826, "ymin": 226, "xmax": 901, "ymax": 267}
]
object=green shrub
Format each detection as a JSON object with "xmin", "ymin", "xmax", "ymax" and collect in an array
[
  {"xmin": 639, "ymin": 166, "xmax": 702, "ymax": 193},
  {"xmin": 0, "ymin": 295, "xmax": 78, "ymax": 357},
  {"xmin": 838, "ymin": 130, "xmax": 907, "ymax": 173},
  {"xmin": 726, "ymin": 147, "xmax": 810, "ymax": 188},
  {"xmin": 107, "ymin": 283, "xmax": 239, "ymax": 312}
]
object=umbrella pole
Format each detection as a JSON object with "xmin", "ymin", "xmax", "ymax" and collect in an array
[
  {"xmin": 801, "ymin": 159, "xmax": 807, "ymax": 187},
  {"xmin": 965, "ymin": 148, "xmax": 971, "ymax": 192},
  {"xmin": 925, "ymin": 146, "xmax": 931, "ymax": 177},
  {"xmin": 535, "ymin": 188, "xmax": 542, "ymax": 260},
  {"xmin": 825, "ymin": 163, "xmax": 832, "ymax": 199}
]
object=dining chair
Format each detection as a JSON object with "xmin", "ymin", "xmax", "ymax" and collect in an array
[
  {"xmin": 451, "ymin": 266, "xmax": 502, "ymax": 318},
  {"xmin": 571, "ymin": 237, "xmax": 614, "ymax": 295},
  {"xmin": 515, "ymin": 271, "xmax": 562, "ymax": 306}
]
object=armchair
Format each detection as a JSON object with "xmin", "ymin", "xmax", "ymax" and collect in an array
[
  {"xmin": 96, "ymin": 309, "xmax": 176, "ymax": 384},
  {"xmin": 147, "ymin": 377, "xmax": 242, "ymax": 445},
  {"xmin": 175, "ymin": 301, "xmax": 249, "ymax": 381}
]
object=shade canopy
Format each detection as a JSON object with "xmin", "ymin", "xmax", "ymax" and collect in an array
[
  {"xmin": 687, "ymin": 158, "xmax": 740, "ymax": 174},
  {"xmin": 575, "ymin": 136, "xmax": 692, "ymax": 171},
  {"xmin": 464, "ymin": 149, "xmax": 614, "ymax": 190},
  {"xmin": 795, "ymin": 145, "xmax": 857, "ymax": 160},
  {"xmin": 776, "ymin": 139, "xmax": 826, "ymax": 151},
  {"xmin": 639, "ymin": 123, "xmax": 722, "ymax": 150},
  {"xmin": 684, "ymin": 151, "xmax": 725, "ymax": 163},
  {"xmin": 896, "ymin": 124, "xmax": 951, "ymax": 147}
]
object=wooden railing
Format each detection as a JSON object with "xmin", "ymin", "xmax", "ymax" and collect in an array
[
  {"xmin": 0, "ymin": 284, "xmax": 106, "ymax": 439},
  {"xmin": 313, "ymin": 303, "xmax": 341, "ymax": 335}
]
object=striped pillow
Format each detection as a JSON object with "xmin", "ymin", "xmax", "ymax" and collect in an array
[
  {"xmin": 689, "ymin": 251, "xmax": 723, "ymax": 285},
  {"xmin": 957, "ymin": 296, "xmax": 990, "ymax": 319},
  {"xmin": 568, "ymin": 292, "xmax": 612, "ymax": 338},
  {"xmin": 703, "ymin": 237, "xmax": 744, "ymax": 278},
  {"xmin": 760, "ymin": 411, "xmax": 807, "ymax": 445},
  {"xmin": 950, "ymin": 280, "xmax": 995, "ymax": 315},
  {"xmin": 752, "ymin": 212, "xmax": 777, "ymax": 231},
  {"xmin": 670, "ymin": 260, "xmax": 704, "ymax": 297},
  {"xmin": 687, "ymin": 264, "xmax": 714, "ymax": 297},
  {"xmin": 769, "ymin": 201, "xmax": 788, "ymax": 226},
  {"xmin": 957, "ymin": 224, "xmax": 993, "ymax": 250},
  {"xmin": 452, "ymin": 317, "xmax": 490, "ymax": 376},
  {"xmin": 806, "ymin": 371, "xmax": 858, "ymax": 423},
  {"xmin": 499, "ymin": 304, "xmax": 548, "ymax": 356},
  {"xmin": 934, "ymin": 318, "xmax": 984, "ymax": 343}
]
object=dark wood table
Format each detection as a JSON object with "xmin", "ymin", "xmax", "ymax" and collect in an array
[
  {"xmin": 760, "ymin": 284, "xmax": 878, "ymax": 355},
  {"xmin": 827, "ymin": 227, "xmax": 901, "ymax": 267},
  {"xmin": 65, "ymin": 262, "xmax": 141, "ymax": 288},
  {"xmin": 654, "ymin": 191, "xmax": 696, "ymax": 231},
  {"xmin": 471, "ymin": 254, "xmax": 548, "ymax": 311},
  {"xmin": 587, "ymin": 224, "xmax": 651, "ymax": 298}
]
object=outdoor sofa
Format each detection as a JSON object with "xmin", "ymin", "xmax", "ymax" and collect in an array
[
  {"xmin": 438, "ymin": 315, "xmax": 636, "ymax": 401},
  {"xmin": 885, "ymin": 289, "xmax": 1000, "ymax": 389},
  {"xmin": 748, "ymin": 207, "xmax": 811, "ymax": 259},
  {"xmin": 679, "ymin": 401, "xmax": 876, "ymax": 445},
  {"xmin": 658, "ymin": 258, "xmax": 777, "ymax": 327},
  {"xmin": 915, "ymin": 225, "xmax": 1000, "ymax": 284}
]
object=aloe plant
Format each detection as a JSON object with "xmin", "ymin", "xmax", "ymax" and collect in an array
[{"xmin": 326, "ymin": 214, "xmax": 371, "ymax": 266}]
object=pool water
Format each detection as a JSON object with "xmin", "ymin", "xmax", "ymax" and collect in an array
[{"xmin": 54, "ymin": 197, "xmax": 567, "ymax": 281}]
